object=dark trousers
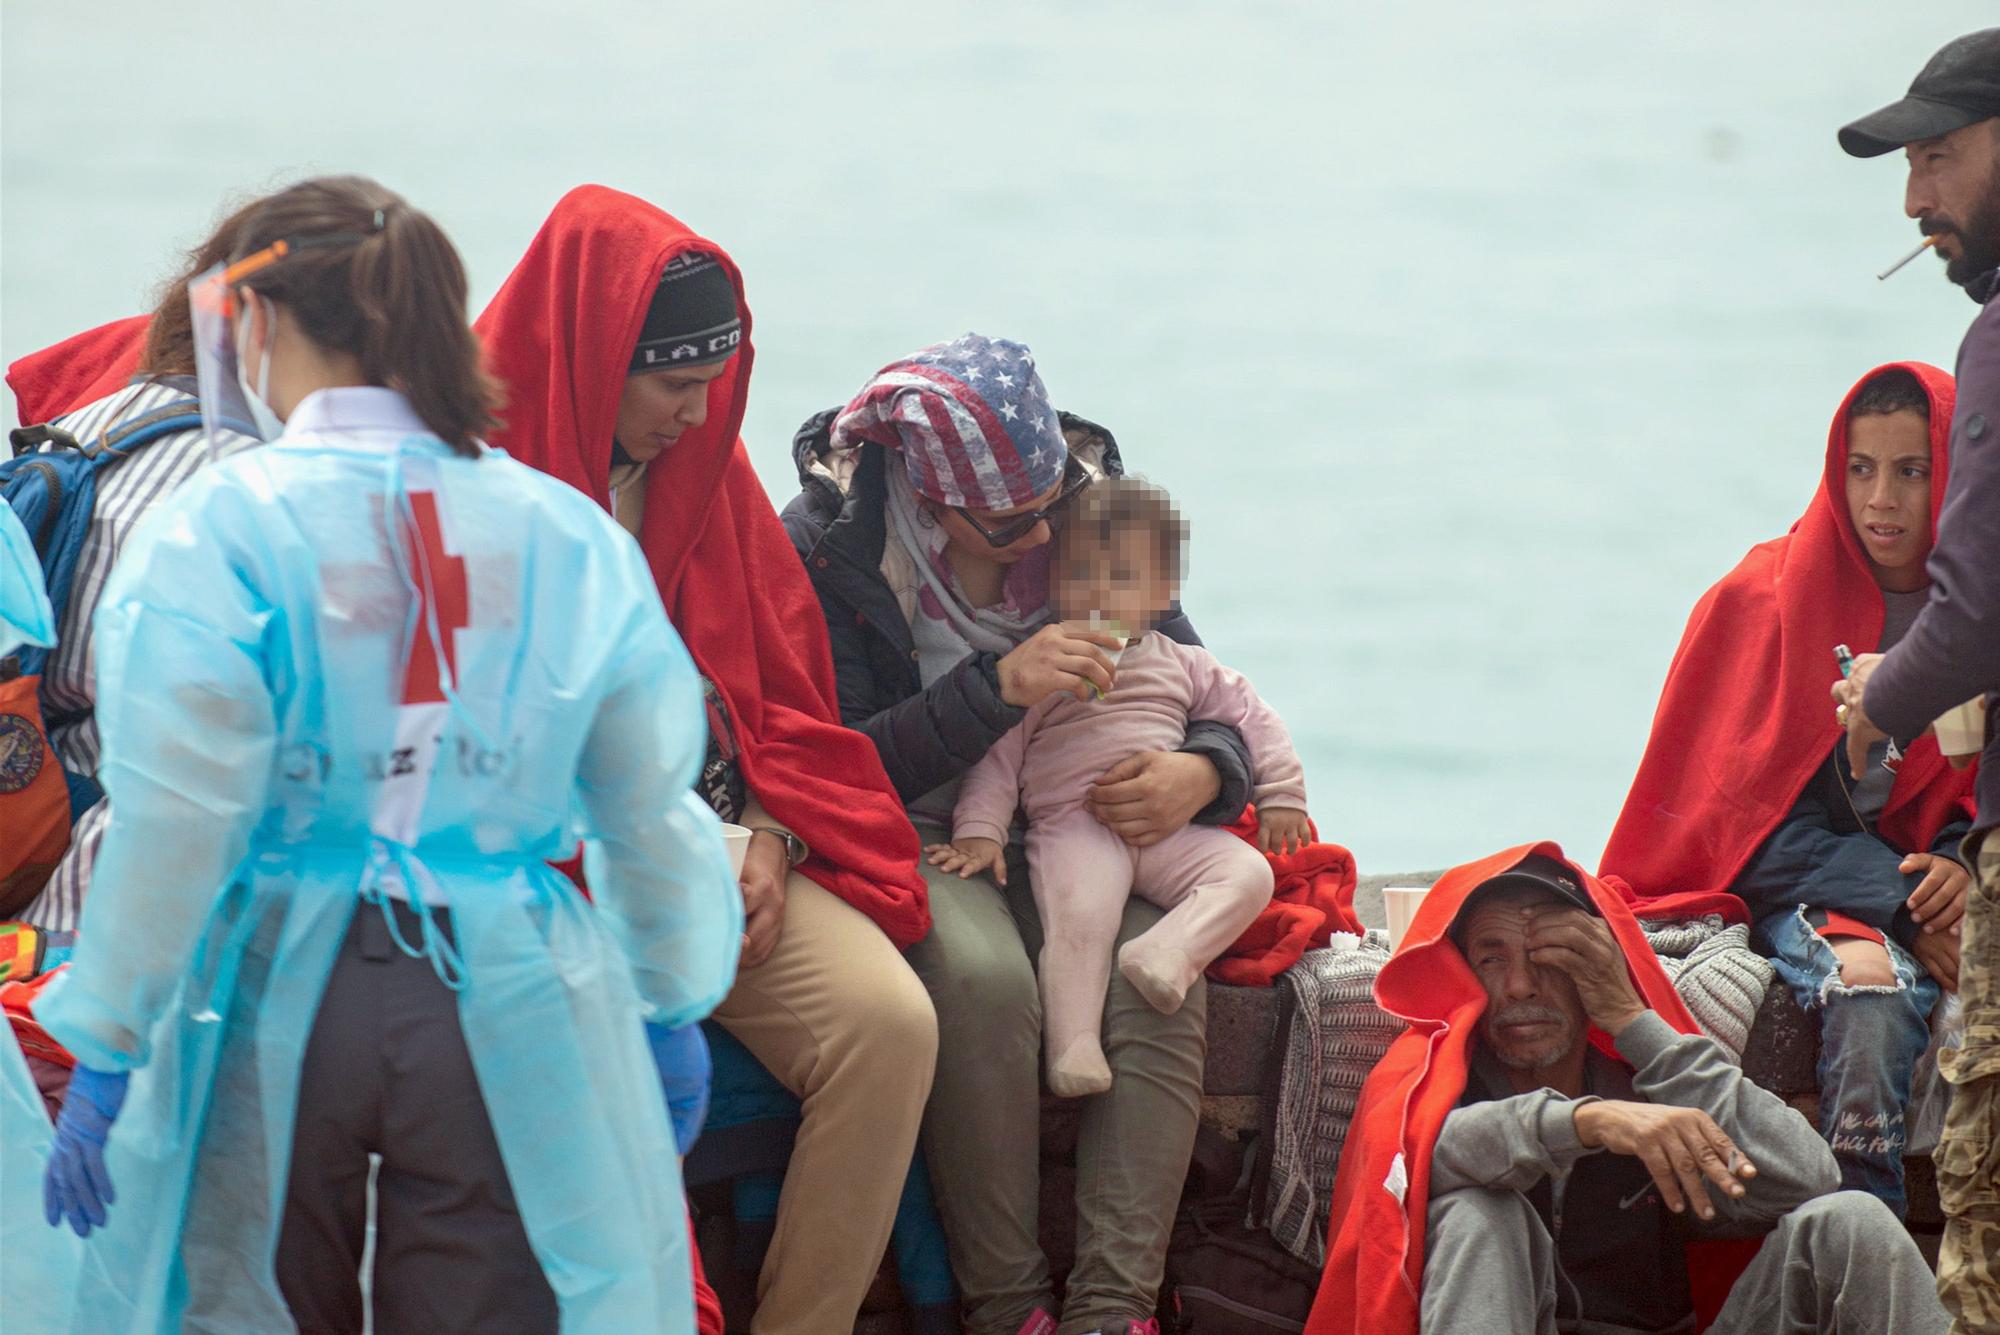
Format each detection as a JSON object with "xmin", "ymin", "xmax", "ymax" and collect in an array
[{"xmin": 276, "ymin": 900, "xmax": 558, "ymax": 1334}]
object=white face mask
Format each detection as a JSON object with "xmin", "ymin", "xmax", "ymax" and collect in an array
[{"xmin": 233, "ymin": 295, "xmax": 286, "ymax": 441}]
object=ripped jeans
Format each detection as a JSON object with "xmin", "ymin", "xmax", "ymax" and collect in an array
[{"xmin": 1757, "ymin": 907, "xmax": 1940, "ymax": 1218}]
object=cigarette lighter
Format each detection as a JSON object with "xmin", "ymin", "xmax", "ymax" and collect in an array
[{"xmin": 1833, "ymin": 644, "xmax": 1901, "ymax": 769}]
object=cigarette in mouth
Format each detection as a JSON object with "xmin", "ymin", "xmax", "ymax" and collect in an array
[{"xmin": 1878, "ymin": 235, "xmax": 1940, "ymax": 281}]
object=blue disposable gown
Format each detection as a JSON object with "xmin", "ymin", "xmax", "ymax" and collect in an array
[
  {"xmin": 24, "ymin": 387, "xmax": 743, "ymax": 1333},
  {"xmin": 0, "ymin": 502, "xmax": 55, "ymax": 656},
  {"xmin": 1, "ymin": 507, "xmax": 70, "ymax": 1333}
]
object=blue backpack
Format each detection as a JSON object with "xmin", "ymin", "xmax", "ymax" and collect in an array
[{"xmin": 2, "ymin": 397, "xmax": 250, "ymax": 818}]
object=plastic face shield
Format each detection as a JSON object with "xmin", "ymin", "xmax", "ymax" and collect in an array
[
  {"xmin": 187, "ymin": 260, "xmax": 267, "ymax": 459},
  {"xmin": 187, "ymin": 235, "xmax": 337, "ymax": 456}
]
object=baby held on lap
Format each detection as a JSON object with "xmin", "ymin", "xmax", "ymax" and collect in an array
[{"xmin": 926, "ymin": 478, "xmax": 1311, "ymax": 1097}]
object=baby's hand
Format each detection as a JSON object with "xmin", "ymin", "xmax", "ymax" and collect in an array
[
  {"xmin": 924, "ymin": 837, "xmax": 1008, "ymax": 885},
  {"xmin": 1256, "ymin": 808, "xmax": 1313, "ymax": 857}
]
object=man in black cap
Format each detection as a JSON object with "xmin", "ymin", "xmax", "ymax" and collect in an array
[
  {"xmin": 1836, "ymin": 30, "xmax": 2000, "ymax": 1330},
  {"xmin": 1420, "ymin": 855, "xmax": 1947, "ymax": 1334},
  {"xmin": 1839, "ymin": 29, "xmax": 2000, "ymax": 289}
]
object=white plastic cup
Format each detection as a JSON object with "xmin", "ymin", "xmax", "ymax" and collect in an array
[
  {"xmin": 1382, "ymin": 886, "xmax": 1432, "ymax": 952},
  {"xmin": 1074, "ymin": 615, "xmax": 1130, "ymax": 698},
  {"xmin": 1934, "ymin": 697, "xmax": 1987, "ymax": 761},
  {"xmin": 1085, "ymin": 612, "xmax": 1131, "ymax": 657},
  {"xmin": 719, "ymin": 823, "xmax": 754, "ymax": 879}
]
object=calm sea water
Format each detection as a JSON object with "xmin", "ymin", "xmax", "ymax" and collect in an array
[{"xmin": 4, "ymin": 2, "xmax": 1993, "ymax": 874}]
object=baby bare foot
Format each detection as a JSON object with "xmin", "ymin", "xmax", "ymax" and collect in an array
[
  {"xmin": 1118, "ymin": 940, "xmax": 1199, "ymax": 1015},
  {"xmin": 1047, "ymin": 1035, "xmax": 1113, "ymax": 1097}
]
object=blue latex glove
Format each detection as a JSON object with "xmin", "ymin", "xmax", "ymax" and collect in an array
[
  {"xmin": 43, "ymin": 1066, "xmax": 129, "ymax": 1237},
  {"xmin": 644, "ymin": 1022, "xmax": 711, "ymax": 1155}
]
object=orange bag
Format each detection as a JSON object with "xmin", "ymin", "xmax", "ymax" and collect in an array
[{"xmin": 0, "ymin": 669, "xmax": 68, "ymax": 918}]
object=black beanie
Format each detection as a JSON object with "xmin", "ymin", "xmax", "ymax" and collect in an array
[{"xmin": 631, "ymin": 253, "xmax": 742, "ymax": 373}]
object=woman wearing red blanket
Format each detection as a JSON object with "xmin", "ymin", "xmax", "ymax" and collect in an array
[
  {"xmin": 475, "ymin": 186, "xmax": 938, "ymax": 1335},
  {"xmin": 1602, "ymin": 362, "xmax": 1977, "ymax": 1218}
]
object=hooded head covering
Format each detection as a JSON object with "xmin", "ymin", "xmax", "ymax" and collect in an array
[
  {"xmin": 1305, "ymin": 842, "xmax": 1755, "ymax": 1335},
  {"xmin": 830, "ymin": 333, "xmax": 1067, "ymax": 509},
  {"xmin": 7, "ymin": 316, "xmax": 149, "ymax": 426},
  {"xmin": 475, "ymin": 185, "xmax": 928, "ymax": 946},
  {"xmin": 831, "ymin": 334, "xmax": 1076, "ymax": 696},
  {"xmin": 1601, "ymin": 363, "xmax": 1976, "ymax": 913}
]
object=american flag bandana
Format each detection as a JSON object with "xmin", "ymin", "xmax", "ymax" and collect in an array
[{"xmin": 831, "ymin": 333, "xmax": 1068, "ymax": 509}]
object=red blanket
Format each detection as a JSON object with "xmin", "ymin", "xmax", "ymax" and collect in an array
[
  {"xmin": 689, "ymin": 1219, "xmax": 723, "ymax": 1335},
  {"xmin": 1305, "ymin": 842, "xmax": 1754, "ymax": 1335},
  {"xmin": 2, "ymin": 964, "xmax": 72, "ymax": 1071},
  {"xmin": 1601, "ymin": 362, "xmax": 1976, "ymax": 913},
  {"xmin": 7, "ymin": 315, "xmax": 148, "ymax": 425},
  {"xmin": 475, "ymin": 187, "xmax": 928, "ymax": 946},
  {"xmin": 1210, "ymin": 806, "xmax": 1360, "ymax": 986}
]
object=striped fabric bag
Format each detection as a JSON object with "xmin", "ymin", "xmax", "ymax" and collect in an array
[{"xmin": 1251, "ymin": 933, "xmax": 1400, "ymax": 1266}]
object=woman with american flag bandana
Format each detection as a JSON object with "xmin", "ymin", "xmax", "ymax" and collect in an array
[{"xmin": 783, "ymin": 334, "xmax": 1259, "ymax": 1335}]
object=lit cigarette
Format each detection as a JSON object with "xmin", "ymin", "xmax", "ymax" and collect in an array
[{"xmin": 1878, "ymin": 235, "xmax": 1939, "ymax": 281}]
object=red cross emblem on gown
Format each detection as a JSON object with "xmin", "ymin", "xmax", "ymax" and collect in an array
[{"xmin": 398, "ymin": 491, "xmax": 469, "ymax": 707}]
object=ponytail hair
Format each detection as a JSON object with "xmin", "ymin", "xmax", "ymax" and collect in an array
[{"xmin": 229, "ymin": 175, "xmax": 500, "ymax": 456}]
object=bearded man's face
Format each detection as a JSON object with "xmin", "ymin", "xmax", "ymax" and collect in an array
[{"xmin": 1905, "ymin": 118, "xmax": 2000, "ymax": 286}]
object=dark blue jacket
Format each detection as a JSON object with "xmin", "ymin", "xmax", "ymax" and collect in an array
[{"xmin": 1732, "ymin": 741, "xmax": 1971, "ymax": 949}]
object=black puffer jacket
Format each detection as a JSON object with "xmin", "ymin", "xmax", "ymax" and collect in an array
[{"xmin": 780, "ymin": 406, "xmax": 1253, "ymax": 819}]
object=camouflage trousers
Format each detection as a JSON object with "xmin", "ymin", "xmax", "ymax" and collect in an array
[{"xmin": 1941, "ymin": 834, "xmax": 2000, "ymax": 1332}]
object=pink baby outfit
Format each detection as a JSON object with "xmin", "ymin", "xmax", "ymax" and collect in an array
[{"xmin": 953, "ymin": 631, "xmax": 1307, "ymax": 1096}]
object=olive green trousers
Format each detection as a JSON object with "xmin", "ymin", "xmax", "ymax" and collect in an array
[{"xmin": 906, "ymin": 822, "xmax": 1206, "ymax": 1335}]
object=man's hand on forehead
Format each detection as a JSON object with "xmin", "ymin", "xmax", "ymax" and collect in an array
[{"xmin": 1522, "ymin": 905, "xmax": 1648, "ymax": 1037}]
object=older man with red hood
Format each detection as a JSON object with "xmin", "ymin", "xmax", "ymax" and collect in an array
[
  {"xmin": 475, "ymin": 186, "xmax": 938, "ymax": 1335},
  {"xmin": 1305, "ymin": 845, "xmax": 1945, "ymax": 1335}
]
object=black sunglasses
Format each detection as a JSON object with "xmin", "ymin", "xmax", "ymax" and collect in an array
[{"xmin": 955, "ymin": 459, "xmax": 1094, "ymax": 548}]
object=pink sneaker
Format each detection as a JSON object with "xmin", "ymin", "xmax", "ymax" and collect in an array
[{"xmin": 1014, "ymin": 1309, "xmax": 1057, "ymax": 1335}]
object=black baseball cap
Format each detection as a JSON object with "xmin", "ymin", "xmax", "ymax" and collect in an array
[
  {"xmin": 1840, "ymin": 29, "xmax": 2000, "ymax": 158},
  {"xmin": 1450, "ymin": 853, "xmax": 1597, "ymax": 947}
]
